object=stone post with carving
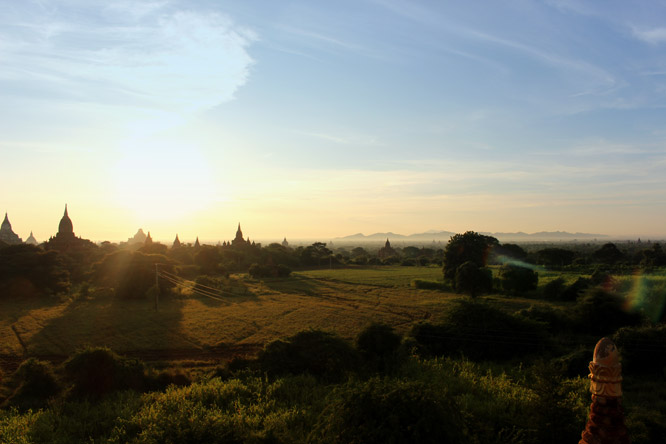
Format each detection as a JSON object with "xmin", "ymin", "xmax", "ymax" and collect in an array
[{"xmin": 579, "ymin": 337, "xmax": 630, "ymax": 444}]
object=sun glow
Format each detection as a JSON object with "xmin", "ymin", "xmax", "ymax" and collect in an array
[{"xmin": 110, "ymin": 141, "xmax": 224, "ymax": 225}]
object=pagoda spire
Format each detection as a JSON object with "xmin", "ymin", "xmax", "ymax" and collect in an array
[{"xmin": 579, "ymin": 337, "xmax": 630, "ymax": 444}]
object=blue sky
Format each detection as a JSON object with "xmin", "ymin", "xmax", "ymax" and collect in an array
[{"xmin": 2, "ymin": 0, "xmax": 666, "ymax": 241}]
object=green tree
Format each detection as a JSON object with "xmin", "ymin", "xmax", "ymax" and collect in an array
[
  {"xmin": 535, "ymin": 248, "xmax": 575, "ymax": 267},
  {"xmin": 92, "ymin": 251, "xmax": 174, "ymax": 299},
  {"xmin": 454, "ymin": 261, "xmax": 493, "ymax": 297},
  {"xmin": 490, "ymin": 243, "xmax": 527, "ymax": 264},
  {"xmin": 301, "ymin": 242, "xmax": 333, "ymax": 266},
  {"xmin": 0, "ymin": 244, "xmax": 70, "ymax": 296},
  {"xmin": 194, "ymin": 245, "xmax": 222, "ymax": 275},
  {"xmin": 498, "ymin": 264, "xmax": 538, "ymax": 295},
  {"xmin": 443, "ymin": 231, "xmax": 498, "ymax": 282},
  {"xmin": 592, "ymin": 243, "xmax": 625, "ymax": 265}
]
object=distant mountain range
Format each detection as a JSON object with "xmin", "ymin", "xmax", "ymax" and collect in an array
[{"xmin": 334, "ymin": 230, "xmax": 608, "ymax": 243}]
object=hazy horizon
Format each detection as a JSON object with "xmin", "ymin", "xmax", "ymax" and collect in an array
[{"xmin": 3, "ymin": 1, "xmax": 666, "ymax": 242}]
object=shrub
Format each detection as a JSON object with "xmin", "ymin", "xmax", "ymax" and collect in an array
[
  {"xmin": 356, "ymin": 323, "xmax": 402, "ymax": 372},
  {"xmin": 176, "ymin": 264, "xmax": 201, "ymax": 280},
  {"xmin": 5, "ymin": 358, "xmax": 60, "ymax": 409},
  {"xmin": 572, "ymin": 289, "xmax": 643, "ymax": 336},
  {"xmin": 92, "ymin": 251, "xmax": 175, "ymax": 299},
  {"xmin": 63, "ymin": 347, "xmax": 145, "ymax": 398},
  {"xmin": 248, "ymin": 263, "xmax": 291, "ymax": 278},
  {"xmin": 410, "ymin": 300, "xmax": 548, "ymax": 360},
  {"xmin": 411, "ymin": 279, "xmax": 445, "ymax": 291},
  {"xmin": 561, "ymin": 277, "xmax": 591, "ymax": 301},
  {"xmin": 527, "ymin": 361, "xmax": 590, "ymax": 443},
  {"xmin": 310, "ymin": 378, "xmax": 464, "ymax": 444},
  {"xmin": 258, "ymin": 330, "xmax": 360, "ymax": 382},
  {"xmin": 498, "ymin": 264, "xmax": 538, "ymax": 295},
  {"xmin": 194, "ymin": 275, "xmax": 220, "ymax": 293},
  {"xmin": 549, "ymin": 347, "xmax": 591, "ymax": 378},
  {"xmin": 590, "ymin": 268, "xmax": 616, "ymax": 290},
  {"xmin": 145, "ymin": 368, "xmax": 192, "ymax": 391},
  {"xmin": 612, "ymin": 325, "xmax": 666, "ymax": 375},
  {"xmin": 276, "ymin": 263, "xmax": 292, "ymax": 277},
  {"xmin": 542, "ymin": 277, "xmax": 566, "ymax": 299},
  {"xmin": 515, "ymin": 304, "xmax": 572, "ymax": 333},
  {"xmin": 400, "ymin": 258, "xmax": 417, "ymax": 266},
  {"xmin": 455, "ymin": 261, "xmax": 493, "ymax": 297}
]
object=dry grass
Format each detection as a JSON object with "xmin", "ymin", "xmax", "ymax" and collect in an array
[{"xmin": 0, "ymin": 268, "xmax": 461, "ymax": 367}]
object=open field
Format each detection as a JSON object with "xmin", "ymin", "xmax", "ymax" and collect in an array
[
  {"xmin": 0, "ymin": 267, "xmax": 468, "ymax": 372},
  {"xmin": 2, "ymin": 265, "xmax": 664, "ymax": 375}
]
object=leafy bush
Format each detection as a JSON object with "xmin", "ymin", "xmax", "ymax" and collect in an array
[
  {"xmin": 5, "ymin": 358, "xmax": 60, "ymax": 410},
  {"xmin": 549, "ymin": 348, "xmax": 591, "ymax": 378},
  {"xmin": 356, "ymin": 323, "xmax": 402, "ymax": 372},
  {"xmin": 613, "ymin": 325, "xmax": 666, "ymax": 375},
  {"xmin": 411, "ymin": 300, "xmax": 549, "ymax": 360},
  {"xmin": 515, "ymin": 304, "xmax": 572, "ymax": 333},
  {"xmin": 248, "ymin": 263, "xmax": 273, "ymax": 278},
  {"xmin": 542, "ymin": 277, "xmax": 566, "ymax": 299},
  {"xmin": 572, "ymin": 289, "xmax": 643, "ymax": 336},
  {"xmin": 526, "ymin": 361, "xmax": 590, "ymax": 444},
  {"xmin": 561, "ymin": 277, "xmax": 591, "ymax": 301},
  {"xmin": 625, "ymin": 406, "xmax": 666, "ymax": 444},
  {"xmin": 276, "ymin": 263, "xmax": 292, "ymax": 277},
  {"xmin": 259, "ymin": 330, "xmax": 360, "ymax": 382},
  {"xmin": 455, "ymin": 261, "xmax": 493, "ymax": 297},
  {"xmin": 0, "ymin": 245, "xmax": 70, "ymax": 297},
  {"xmin": 144, "ymin": 368, "xmax": 192, "ymax": 391},
  {"xmin": 310, "ymin": 378, "xmax": 464, "ymax": 444},
  {"xmin": 498, "ymin": 264, "xmax": 538, "ymax": 295},
  {"xmin": 63, "ymin": 347, "xmax": 145, "ymax": 398},
  {"xmin": 411, "ymin": 279, "xmax": 445, "ymax": 291},
  {"xmin": 248, "ymin": 263, "xmax": 292, "ymax": 278},
  {"xmin": 92, "ymin": 251, "xmax": 174, "ymax": 299}
]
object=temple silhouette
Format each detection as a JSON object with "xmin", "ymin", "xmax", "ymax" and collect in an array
[
  {"xmin": 45, "ymin": 205, "xmax": 95, "ymax": 252},
  {"xmin": 0, "ymin": 213, "xmax": 22, "ymax": 245}
]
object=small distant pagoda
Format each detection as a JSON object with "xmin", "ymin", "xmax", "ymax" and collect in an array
[
  {"xmin": 25, "ymin": 231, "xmax": 38, "ymax": 245},
  {"xmin": 172, "ymin": 234, "xmax": 181, "ymax": 248},
  {"xmin": 378, "ymin": 238, "xmax": 397, "ymax": 259},
  {"xmin": 282, "ymin": 237, "xmax": 289, "ymax": 248},
  {"xmin": 128, "ymin": 228, "xmax": 147, "ymax": 244},
  {"xmin": 231, "ymin": 223, "xmax": 250, "ymax": 247},
  {"xmin": 0, "ymin": 213, "xmax": 22, "ymax": 245}
]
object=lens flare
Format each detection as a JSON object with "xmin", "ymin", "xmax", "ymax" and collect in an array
[{"xmin": 625, "ymin": 271, "xmax": 666, "ymax": 323}]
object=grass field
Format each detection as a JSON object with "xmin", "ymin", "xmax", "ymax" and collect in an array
[
  {"xmin": 3, "ymin": 265, "xmax": 663, "ymax": 374},
  {"xmin": 0, "ymin": 267, "xmax": 467, "ymax": 371},
  {"xmin": 296, "ymin": 265, "xmax": 444, "ymax": 287}
]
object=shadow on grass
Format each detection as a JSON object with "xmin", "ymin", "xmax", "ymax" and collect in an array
[{"xmin": 24, "ymin": 288, "xmax": 187, "ymax": 358}]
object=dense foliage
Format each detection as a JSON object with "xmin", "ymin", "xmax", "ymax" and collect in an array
[{"xmin": 2, "ymin": 233, "xmax": 666, "ymax": 443}]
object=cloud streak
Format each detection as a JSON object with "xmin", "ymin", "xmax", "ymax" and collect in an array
[{"xmin": 0, "ymin": 2, "xmax": 257, "ymax": 111}]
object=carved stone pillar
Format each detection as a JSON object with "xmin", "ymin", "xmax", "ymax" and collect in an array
[{"xmin": 579, "ymin": 337, "xmax": 630, "ymax": 444}]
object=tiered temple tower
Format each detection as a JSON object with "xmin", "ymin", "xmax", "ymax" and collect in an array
[
  {"xmin": 232, "ymin": 223, "xmax": 247, "ymax": 247},
  {"xmin": 0, "ymin": 213, "xmax": 22, "ymax": 245},
  {"xmin": 46, "ymin": 205, "xmax": 94, "ymax": 252}
]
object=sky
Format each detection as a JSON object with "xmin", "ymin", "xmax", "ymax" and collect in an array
[{"xmin": 2, "ymin": 0, "xmax": 666, "ymax": 243}]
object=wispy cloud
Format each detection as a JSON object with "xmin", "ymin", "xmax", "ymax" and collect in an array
[
  {"xmin": 0, "ymin": 2, "xmax": 257, "ymax": 111},
  {"xmin": 632, "ymin": 27, "xmax": 666, "ymax": 45},
  {"xmin": 290, "ymin": 129, "xmax": 382, "ymax": 146}
]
